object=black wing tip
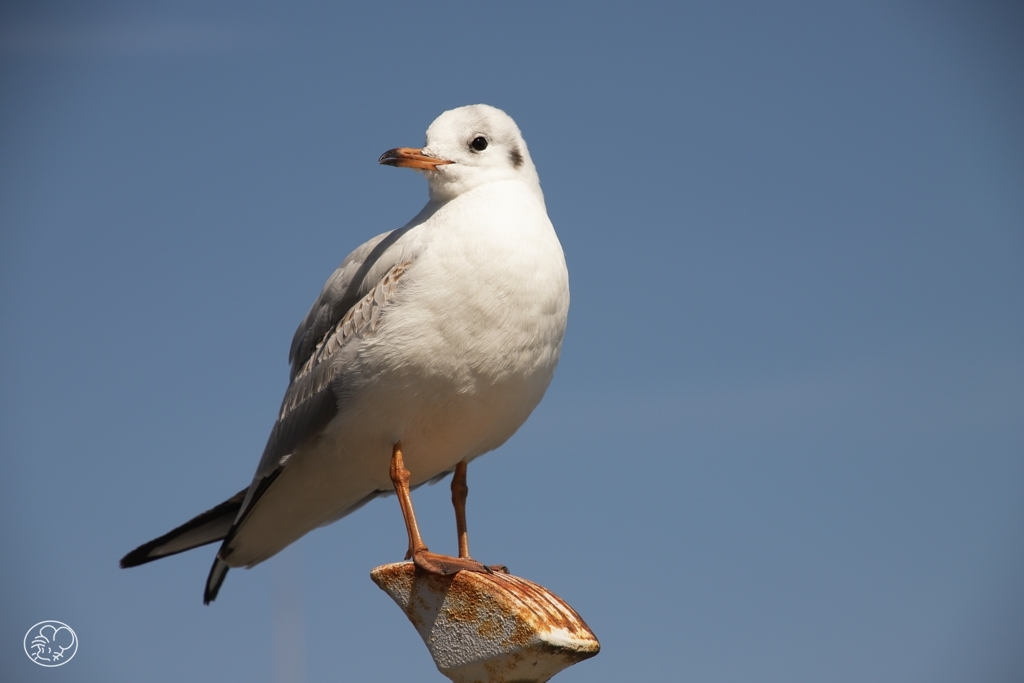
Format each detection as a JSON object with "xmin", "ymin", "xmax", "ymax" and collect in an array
[
  {"xmin": 119, "ymin": 488, "xmax": 248, "ymax": 569},
  {"xmin": 120, "ymin": 542, "xmax": 162, "ymax": 569},
  {"xmin": 204, "ymin": 559, "xmax": 230, "ymax": 604}
]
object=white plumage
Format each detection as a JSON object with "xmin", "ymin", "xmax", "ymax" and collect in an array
[{"xmin": 121, "ymin": 104, "xmax": 569, "ymax": 603}]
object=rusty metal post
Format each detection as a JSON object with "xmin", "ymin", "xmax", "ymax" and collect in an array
[{"xmin": 371, "ymin": 562, "xmax": 600, "ymax": 683}]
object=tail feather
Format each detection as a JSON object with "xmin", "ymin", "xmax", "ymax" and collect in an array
[{"xmin": 120, "ymin": 488, "xmax": 247, "ymax": 568}]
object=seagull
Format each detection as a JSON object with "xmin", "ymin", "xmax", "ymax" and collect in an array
[{"xmin": 121, "ymin": 104, "xmax": 570, "ymax": 604}]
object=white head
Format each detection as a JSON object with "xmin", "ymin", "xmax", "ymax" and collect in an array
[{"xmin": 379, "ymin": 104, "xmax": 543, "ymax": 205}]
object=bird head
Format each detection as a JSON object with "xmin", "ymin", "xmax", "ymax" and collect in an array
[{"xmin": 379, "ymin": 104, "xmax": 543, "ymax": 205}]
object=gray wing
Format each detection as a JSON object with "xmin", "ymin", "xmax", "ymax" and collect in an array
[
  {"xmin": 288, "ymin": 227, "xmax": 412, "ymax": 380},
  {"xmin": 250, "ymin": 225, "xmax": 416, "ymax": 495},
  {"xmin": 204, "ymin": 227, "xmax": 417, "ymax": 603}
]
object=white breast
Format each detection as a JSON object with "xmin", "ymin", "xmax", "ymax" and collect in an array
[{"xmin": 343, "ymin": 180, "xmax": 569, "ymax": 484}]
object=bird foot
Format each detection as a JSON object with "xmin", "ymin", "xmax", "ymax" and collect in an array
[{"xmin": 410, "ymin": 550, "xmax": 507, "ymax": 575}]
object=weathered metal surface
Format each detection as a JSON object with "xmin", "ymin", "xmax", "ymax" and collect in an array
[{"xmin": 371, "ymin": 562, "xmax": 600, "ymax": 683}]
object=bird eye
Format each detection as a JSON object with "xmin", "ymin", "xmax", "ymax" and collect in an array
[{"xmin": 470, "ymin": 136, "xmax": 488, "ymax": 152}]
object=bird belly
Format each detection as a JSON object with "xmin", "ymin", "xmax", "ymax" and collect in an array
[{"xmin": 224, "ymin": 360, "xmax": 555, "ymax": 569}]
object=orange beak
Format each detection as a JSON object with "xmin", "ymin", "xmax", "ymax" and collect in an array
[{"xmin": 378, "ymin": 147, "xmax": 453, "ymax": 171}]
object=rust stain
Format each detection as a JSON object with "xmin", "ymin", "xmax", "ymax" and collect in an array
[
  {"xmin": 475, "ymin": 616, "xmax": 506, "ymax": 641},
  {"xmin": 372, "ymin": 560, "xmax": 600, "ymax": 679},
  {"xmin": 476, "ymin": 572, "xmax": 597, "ymax": 641}
]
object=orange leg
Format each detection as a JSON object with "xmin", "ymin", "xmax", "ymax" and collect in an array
[
  {"xmin": 389, "ymin": 443, "xmax": 490, "ymax": 575},
  {"xmin": 451, "ymin": 461, "xmax": 471, "ymax": 558},
  {"xmin": 390, "ymin": 441, "xmax": 429, "ymax": 560}
]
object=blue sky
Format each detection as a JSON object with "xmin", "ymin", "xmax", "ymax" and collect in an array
[{"xmin": 2, "ymin": 1, "xmax": 1022, "ymax": 681}]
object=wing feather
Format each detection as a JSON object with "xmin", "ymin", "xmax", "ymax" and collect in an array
[
  {"xmin": 209, "ymin": 253, "xmax": 416, "ymax": 591},
  {"xmin": 288, "ymin": 226, "xmax": 411, "ymax": 379},
  {"xmin": 120, "ymin": 488, "xmax": 247, "ymax": 568}
]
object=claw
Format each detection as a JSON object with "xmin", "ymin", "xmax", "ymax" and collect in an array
[{"xmin": 412, "ymin": 550, "xmax": 491, "ymax": 575}]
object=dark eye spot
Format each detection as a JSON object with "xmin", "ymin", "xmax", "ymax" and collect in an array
[
  {"xmin": 470, "ymin": 136, "xmax": 488, "ymax": 152},
  {"xmin": 509, "ymin": 146, "xmax": 523, "ymax": 168}
]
